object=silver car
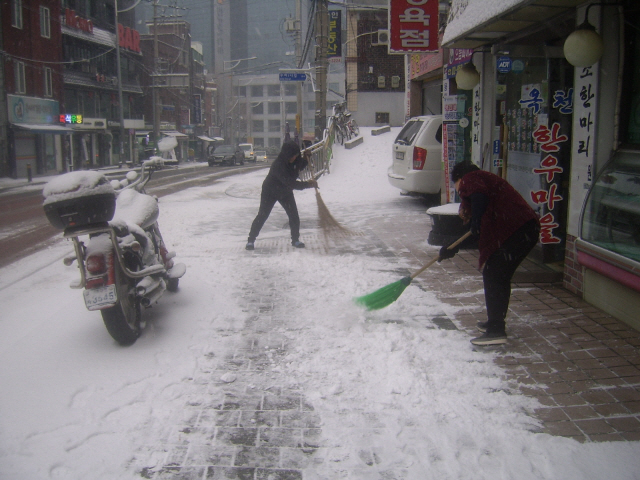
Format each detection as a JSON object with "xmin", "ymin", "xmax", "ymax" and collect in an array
[{"xmin": 388, "ymin": 115, "xmax": 443, "ymax": 197}]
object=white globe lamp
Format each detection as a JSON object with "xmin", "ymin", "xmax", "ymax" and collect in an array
[
  {"xmin": 455, "ymin": 63, "xmax": 480, "ymax": 90},
  {"xmin": 563, "ymin": 23, "xmax": 604, "ymax": 67}
]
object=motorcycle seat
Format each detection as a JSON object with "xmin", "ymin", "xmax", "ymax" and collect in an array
[{"xmin": 111, "ymin": 188, "xmax": 159, "ymax": 229}]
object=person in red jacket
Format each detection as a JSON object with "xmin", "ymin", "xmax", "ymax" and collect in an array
[{"xmin": 439, "ymin": 162, "xmax": 540, "ymax": 346}]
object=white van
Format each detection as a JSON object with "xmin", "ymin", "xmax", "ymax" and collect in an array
[
  {"xmin": 238, "ymin": 143, "xmax": 255, "ymax": 162},
  {"xmin": 387, "ymin": 115, "xmax": 443, "ymax": 198}
]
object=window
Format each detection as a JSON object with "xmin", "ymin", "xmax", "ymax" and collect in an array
[
  {"xmin": 44, "ymin": 67, "xmax": 53, "ymax": 97},
  {"xmin": 376, "ymin": 112, "xmax": 390, "ymax": 124},
  {"xmin": 251, "ymin": 85, "xmax": 263, "ymax": 97},
  {"xmin": 15, "ymin": 61, "xmax": 26, "ymax": 94},
  {"xmin": 268, "ymin": 85, "xmax": 280, "ymax": 96},
  {"xmin": 11, "ymin": 0, "xmax": 22, "ymax": 28},
  {"xmin": 40, "ymin": 6, "xmax": 50, "ymax": 38},
  {"xmin": 252, "ymin": 120, "xmax": 264, "ymax": 132},
  {"xmin": 252, "ymin": 103, "xmax": 263, "ymax": 114},
  {"xmin": 268, "ymin": 119, "xmax": 280, "ymax": 132},
  {"xmin": 268, "ymin": 102, "xmax": 280, "ymax": 114},
  {"xmin": 285, "ymin": 102, "xmax": 297, "ymax": 114},
  {"xmin": 284, "ymin": 84, "xmax": 296, "ymax": 96}
]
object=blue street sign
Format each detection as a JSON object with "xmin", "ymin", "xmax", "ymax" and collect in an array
[{"xmin": 279, "ymin": 72, "xmax": 307, "ymax": 82}]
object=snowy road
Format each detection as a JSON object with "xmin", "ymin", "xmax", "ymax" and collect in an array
[{"xmin": 1, "ymin": 129, "xmax": 638, "ymax": 480}]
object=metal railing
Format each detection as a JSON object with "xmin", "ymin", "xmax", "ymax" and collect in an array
[{"xmin": 300, "ymin": 115, "xmax": 336, "ymax": 181}]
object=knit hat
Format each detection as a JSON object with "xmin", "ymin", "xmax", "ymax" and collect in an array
[{"xmin": 280, "ymin": 140, "xmax": 301, "ymax": 160}]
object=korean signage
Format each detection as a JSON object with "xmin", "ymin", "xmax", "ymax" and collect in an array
[
  {"xmin": 328, "ymin": 10, "xmax": 342, "ymax": 61},
  {"xmin": 389, "ymin": 0, "xmax": 439, "ymax": 53},
  {"xmin": 118, "ymin": 24, "xmax": 141, "ymax": 53},
  {"xmin": 569, "ymin": 65, "xmax": 597, "ymax": 237},
  {"xmin": 7, "ymin": 94, "xmax": 59, "ymax": 124},
  {"xmin": 64, "ymin": 8, "xmax": 93, "ymax": 34},
  {"xmin": 193, "ymin": 95, "xmax": 202, "ymax": 125},
  {"xmin": 59, "ymin": 114, "xmax": 83, "ymax": 124},
  {"xmin": 279, "ymin": 73, "xmax": 307, "ymax": 82}
]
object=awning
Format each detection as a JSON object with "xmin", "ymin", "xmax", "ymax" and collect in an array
[
  {"xmin": 12, "ymin": 123, "xmax": 74, "ymax": 134},
  {"xmin": 197, "ymin": 135, "xmax": 215, "ymax": 142},
  {"xmin": 442, "ymin": 0, "xmax": 584, "ymax": 50},
  {"xmin": 162, "ymin": 131, "xmax": 188, "ymax": 138}
]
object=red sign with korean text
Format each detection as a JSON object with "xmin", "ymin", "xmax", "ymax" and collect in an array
[{"xmin": 389, "ymin": 0, "xmax": 439, "ymax": 54}]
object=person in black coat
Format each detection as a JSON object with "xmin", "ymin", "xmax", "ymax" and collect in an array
[{"xmin": 246, "ymin": 141, "xmax": 317, "ymax": 250}]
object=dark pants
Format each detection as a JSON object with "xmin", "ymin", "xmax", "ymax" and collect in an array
[
  {"xmin": 248, "ymin": 189, "xmax": 300, "ymax": 243},
  {"xmin": 482, "ymin": 219, "xmax": 540, "ymax": 334}
]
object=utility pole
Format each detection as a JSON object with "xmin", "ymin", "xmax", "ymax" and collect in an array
[
  {"xmin": 295, "ymin": 0, "xmax": 303, "ymax": 145},
  {"xmin": 152, "ymin": 0, "xmax": 160, "ymax": 154},
  {"xmin": 114, "ymin": 0, "xmax": 127, "ymax": 164},
  {"xmin": 314, "ymin": 0, "xmax": 328, "ymax": 141}
]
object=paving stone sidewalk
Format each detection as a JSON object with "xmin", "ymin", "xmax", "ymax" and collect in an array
[{"xmin": 138, "ymin": 197, "xmax": 640, "ymax": 480}]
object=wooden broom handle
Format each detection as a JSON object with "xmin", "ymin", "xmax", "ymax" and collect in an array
[{"xmin": 410, "ymin": 230, "xmax": 473, "ymax": 280}]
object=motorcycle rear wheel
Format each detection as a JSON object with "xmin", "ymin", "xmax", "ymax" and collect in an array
[{"xmin": 101, "ymin": 263, "xmax": 141, "ymax": 346}]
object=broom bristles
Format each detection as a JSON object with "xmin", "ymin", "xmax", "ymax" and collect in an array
[
  {"xmin": 316, "ymin": 190, "xmax": 351, "ymax": 237},
  {"xmin": 354, "ymin": 276, "xmax": 412, "ymax": 310}
]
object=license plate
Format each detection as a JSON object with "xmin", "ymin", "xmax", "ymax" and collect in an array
[
  {"xmin": 84, "ymin": 285, "xmax": 117, "ymax": 311},
  {"xmin": 395, "ymin": 152, "xmax": 404, "ymax": 160}
]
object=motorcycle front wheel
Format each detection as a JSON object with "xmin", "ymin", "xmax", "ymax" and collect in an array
[{"xmin": 101, "ymin": 262, "xmax": 141, "ymax": 346}]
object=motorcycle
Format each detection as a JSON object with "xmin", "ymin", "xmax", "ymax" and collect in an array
[{"xmin": 43, "ymin": 158, "xmax": 186, "ymax": 345}]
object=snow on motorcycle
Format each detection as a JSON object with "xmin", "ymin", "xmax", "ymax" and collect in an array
[{"xmin": 42, "ymin": 158, "xmax": 186, "ymax": 345}]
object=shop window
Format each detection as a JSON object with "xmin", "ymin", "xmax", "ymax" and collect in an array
[
  {"xmin": 621, "ymin": 11, "xmax": 640, "ymax": 147},
  {"xmin": 44, "ymin": 67, "xmax": 53, "ymax": 97},
  {"xmin": 40, "ymin": 6, "xmax": 50, "ymax": 38},
  {"xmin": 581, "ymin": 150, "xmax": 640, "ymax": 262},
  {"xmin": 11, "ymin": 0, "xmax": 22, "ymax": 29},
  {"xmin": 15, "ymin": 61, "xmax": 26, "ymax": 94}
]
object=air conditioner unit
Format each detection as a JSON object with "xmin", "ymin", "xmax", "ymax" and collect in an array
[{"xmin": 372, "ymin": 29, "xmax": 389, "ymax": 46}]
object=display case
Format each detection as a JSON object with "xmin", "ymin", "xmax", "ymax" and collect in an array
[{"xmin": 581, "ymin": 149, "xmax": 640, "ymax": 263}]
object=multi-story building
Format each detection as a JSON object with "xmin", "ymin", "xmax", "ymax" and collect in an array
[
  {"xmin": 1, "ymin": 0, "xmax": 64, "ymax": 178},
  {"xmin": 60, "ymin": 0, "xmax": 144, "ymax": 169},
  {"xmin": 140, "ymin": 20, "xmax": 193, "ymax": 162},
  {"xmin": 228, "ymin": 72, "xmax": 344, "ymax": 151}
]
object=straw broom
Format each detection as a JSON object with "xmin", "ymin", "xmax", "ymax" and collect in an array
[
  {"xmin": 354, "ymin": 231, "xmax": 472, "ymax": 310},
  {"xmin": 304, "ymin": 149, "xmax": 351, "ymax": 238}
]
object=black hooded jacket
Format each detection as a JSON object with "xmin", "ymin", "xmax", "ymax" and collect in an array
[{"xmin": 262, "ymin": 141, "xmax": 312, "ymax": 196}]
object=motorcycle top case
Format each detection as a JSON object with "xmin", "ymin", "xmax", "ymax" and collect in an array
[{"xmin": 43, "ymin": 171, "xmax": 116, "ymax": 229}]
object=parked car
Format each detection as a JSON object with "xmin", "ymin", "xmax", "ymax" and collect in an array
[
  {"xmin": 254, "ymin": 150, "xmax": 268, "ymax": 162},
  {"xmin": 209, "ymin": 145, "xmax": 244, "ymax": 166},
  {"xmin": 388, "ymin": 115, "xmax": 443, "ymax": 199},
  {"xmin": 238, "ymin": 143, "xmax": 256, "ymax": 162}
]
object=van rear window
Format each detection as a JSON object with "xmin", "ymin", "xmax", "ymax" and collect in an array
[{"xmin": 395, "ymin": 120, "xmax": 423, "ymax": 145}]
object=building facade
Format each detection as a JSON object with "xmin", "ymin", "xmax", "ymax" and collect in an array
[
  {"xmin": 435, "ymin": 0, "xmax": 640, "ymax": 330},
  {"xmin": 1, "ymin": 0, "xmax": 65, "ymax": 178}
]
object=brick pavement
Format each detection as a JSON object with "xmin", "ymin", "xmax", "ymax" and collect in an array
[
  {"xmin": 371, "ymin": 199, "xmax": 640, "ymax": 444},
  {"xmin": 137, "ymin": 197, "xmax": 640, "ymax": 479}
]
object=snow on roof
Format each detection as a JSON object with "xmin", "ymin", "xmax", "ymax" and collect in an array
[{"xmin": 442, "ymin": 0, "xmax": 527, "ymax": 47}]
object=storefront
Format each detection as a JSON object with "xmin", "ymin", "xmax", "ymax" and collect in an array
[
  {"xmin": 7, "ymin": 95, "xmax": 68, "ymax": 178},
  {"xmin": 442, "ymin": 0, "xmax": 640, "ymax": 329}
]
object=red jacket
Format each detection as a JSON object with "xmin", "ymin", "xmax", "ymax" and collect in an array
[{"xmin": 458, "ymin": 171, "xmax": 539, "ymax": 268}]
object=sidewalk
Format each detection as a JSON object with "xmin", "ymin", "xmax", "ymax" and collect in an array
[
  {"xmin": 138, "ymin": 196, "xmax": 640, "ymax": 479},
  {"xmin": 371, "ymin": 202, "xmax": 640, "ymax": 443}
]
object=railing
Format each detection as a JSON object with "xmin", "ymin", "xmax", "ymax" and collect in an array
[{"xmin": 299, "ymin": 115, "xmax": 336, "ymax": 181}]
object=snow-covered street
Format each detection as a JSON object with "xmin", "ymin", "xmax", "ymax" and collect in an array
[{"xmin": 1, "ymin": 128, "xmax": 639, "ymax": 480}]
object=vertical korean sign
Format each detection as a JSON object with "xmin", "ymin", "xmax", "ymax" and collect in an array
[
  {"xmin": 389, "ymin": 0, "xmax": 439, "ymax": 54},
  {"xmin": 328, "ymin": 10, "xmax": 342, "ymax": 62},
  {"xmin": 569, "ymin": 66, "xmax": 597, "ymax": 237}
]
